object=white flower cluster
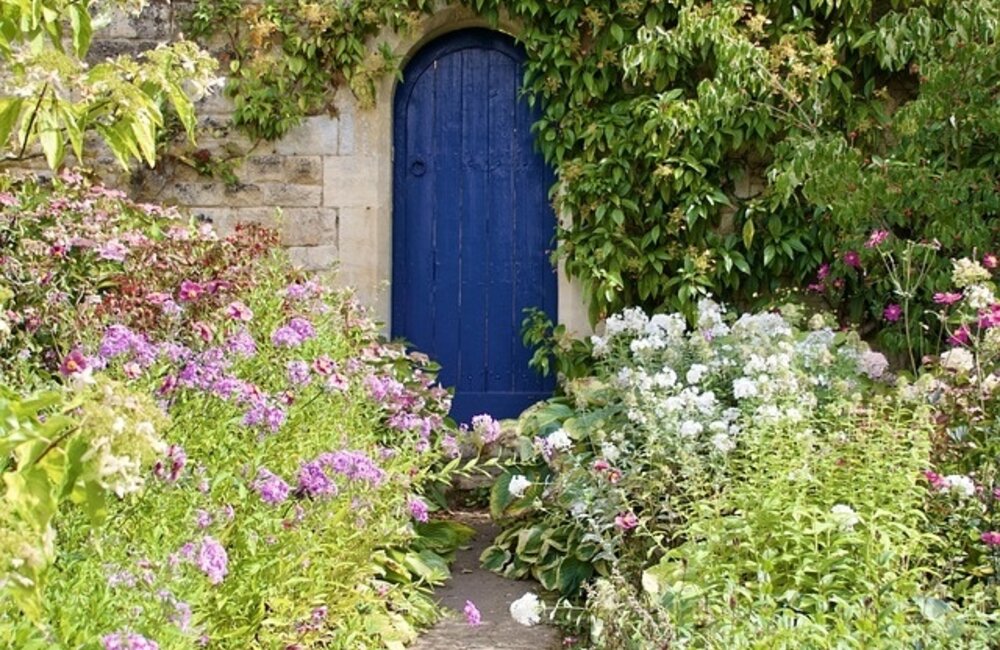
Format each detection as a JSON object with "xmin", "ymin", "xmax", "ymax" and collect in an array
[
  {"xmin": 592, "ymin": 301, "xmax": 882, "ymax": 462},
  {"xmin": 952, "ymin": 257, "xmax": 991, "ymax": 288},
  {"xmin": 509, "ymin": 592, "xmax": 543, "ymax": 626}
]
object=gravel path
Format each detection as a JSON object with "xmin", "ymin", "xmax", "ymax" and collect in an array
[{"xmin": 411, "ymin": 512, "xmax": 562, "ymax": 650}]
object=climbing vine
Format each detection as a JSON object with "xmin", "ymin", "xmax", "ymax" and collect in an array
[{"xmin": 185, "ymin": 0, "xmax": 1000, "ymax": 357}]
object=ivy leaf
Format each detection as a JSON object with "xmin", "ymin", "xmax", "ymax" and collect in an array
[{"xmin": 742, "ymin": 219, "xmax": 755, "ymax": 249}]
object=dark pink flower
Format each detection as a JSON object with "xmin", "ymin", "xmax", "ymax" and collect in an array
[
  {"xmin": 817, "ymin": 263, "xmax": 831, "ymax": 281},
  {"xmin": 59, "ymin": 349, "xmax": 88, "ymax": 376},
  {"xmin": 883, "ymin": 303, "xmax": 902, "ymax": 322},
  {"xmin": 981, "ymin": 531, "xmax": 1000, "ymax": 547},
  {"xmin": 193, "ymin": 321, "xmax": 214, "ymax": 343},
  {"xmin": 983, "ymin": 253, "xmax": 998, "ymax": 270},
  {"xmin": 948, "ymin": 326, "xmax": 971, "ymax": 346},
  {"xmin": 614, "ymin": 512, "xmax": 638, "ymax": 532},
  {"xmin": 178, "ymin": 280, "xmax": 205, "ymax": 302},
  {"xmin": 923, "ymin": 470, "xmax": 946, "ymax": 490},
  {"xmin": 225, "ymin": 301, "xmax": 253, "ymax": 322},
  {"xmin": 843, "ymin": 251, "xmax": 861, "ymax": 268},
  {"xmin": 933, "ymin": 292, "xmax": 963, "ymax": 305},
  {"xmin": 593, "ymin": 459, "xmax": 610, "ymax": 472}
]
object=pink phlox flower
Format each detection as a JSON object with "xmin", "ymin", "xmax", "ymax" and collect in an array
[
  {"xmin": 865, "ymin": 229, "xmax": 890, "ymax": 248},
  {"xmin": 614, "ymin": 512, "xmax": 639, "ymax": 532},
  {"xmin": 464, "ymin": 600, "xmax": 482, "ymax": 626},
  {"xmin": 843, "ymin": 250, "xmax": 861, "ymax": 268},
  {"xmin": 101, "ymin": 631, "xmax": 159, "ymax": 650},
  {"xmin": 933, "ymin": 292, "xmax": 963, "ymax": 305},
  {"xmin": 225, "ymin": 301, "xmax": 254, "ymax": 322},
  {"xmin": 97, "ymin": 239, "xmax": 129, "ymax": 262},
  {"xmin": 923, "ymin": 470, "xmax": 946, "ymax": 490},
  {"xmin": 981, "ymin": 531, "xmax": 1000, "ymax": 547},
  {"xmin": 177, "ymin": 280, "xmax": 205, "ymax": 302},
  {"xmin": 983, "ymin": 253, "xmax": 998, "ymax": 270}
]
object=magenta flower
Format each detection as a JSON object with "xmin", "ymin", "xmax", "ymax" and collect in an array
[
  {"xmin": 193, "ymin": 321, "xmax": 214, "ymax": 343},
  {"xmin": 984, "ymin": 253, "xmax": 998, "ymax": 270},
  {"xmin": 297, "ymin": 461, "xmax": 338, "ymax": 498},
  {"xmin": 59, "ymin": 348, "xmax": 89, "ymax": 376},
  {"xmin": 464, "ymin": 600, "xmax": 482, "ymax": 626},
  {"xmin": 225, "ymin": 301, "xmax": 254, "ymax": 322},
  {"xmin": 864, "ymin": 229, "xmax": 889, "ymax": 248},
  {"xmin": 948, "ymin": 326, "xmax": 971, "ymax": 346},
  {"xmin": 153, "ymin": 445, "xmax": 187, "ymax": 483},
  {"xmin": 843, "ymin": 251, "xmax": 861, "ymax": 268},
  {"xmin": 981, "ymin": 531, "xmax": 1000, "ymax": 547},
  {"xmin": 923, "ymin": 470, "xmax": 946, "ymax": 490},
  {"xmin": 883, "ymin": 303, "xmax": 902, "ymax": 322},
  {"xmin": 408, "ymin": 497, "xmax": 430, "ymax": 523},
  {"xmin": 933, "ymin": 292, "xmax": 963, "ymax": 305},
  {"xmin": 312, "ymin": 356, "xmax": 336, "ymax": 376},
  {"xmin": 178, "ymin": 280, "xmax": 205, "ymax": 302},
  {"xmin": 817, "ymin": 263, "xmax": 831, "ymax": 281},
  {"xmin": 196, "ymin": 536, "xmax": 228, "ymax": 585},
  {"xmin": 614, "ymin": 512, "xmax": 638, "ymax": 532}
]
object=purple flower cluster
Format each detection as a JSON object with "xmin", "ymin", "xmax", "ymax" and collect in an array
[
  {"xmin": 408, "ymin": 497, "xmax": 429, "ymax": 523},
  {"xmin": 298, "ymin": 461, "xmax": 338, "ymax": 498},
  {"xmin": 316, "ymin": 450, "xmax": 386, "ymax": 486},
  {"xmin": 271, "ymin": 316, "xmax": 317, "ymax": 348},
  {"xmin": 255, "ymin": 469, "xmax": 292, "ymax": 505},
  {"xmin": 286, "ymin": 360, "xmax": 312, "ymax": 386},
  {"xmin": 102, "ymin": 632, "xmax": 159, "ymax": 650},
  {"xmin": 195, "ymin": 536, "xmax": 228, "ymax": 585},
  {"xmin": 226, "ymin": 329, "xmax": 258, "ymax": 357},
  {"xmin": 285, "ymin": 280, "xmax": 321, "ymax": 300}
]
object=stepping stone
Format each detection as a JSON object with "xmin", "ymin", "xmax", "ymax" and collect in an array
[{"xmin": 411, "ymin": 512, "xmax": 561, "ymax": 650}]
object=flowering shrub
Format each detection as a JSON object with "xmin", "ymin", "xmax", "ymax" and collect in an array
[
  {"xmin": 486, "ymin": 302, "xmax": 999, "ymax": 646},
  {"xmin": 0, "ymin": 173, "xmax": 473, "ymax": 648}
]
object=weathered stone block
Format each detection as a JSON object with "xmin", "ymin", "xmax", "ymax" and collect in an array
[
  {"xmin": 270, "ymin": 117, "xmax": 339, "ymax": 156},
  {"xmin": 100, "ymin": 3, "xmax": 174, "ymax": 40},
  {"xmin": 288, "ymin": 245, "xmax": 339, "ymax": 272},
  {"xmin": 192, "ymin": 207, "xmax": 337, "ymax": 248},
  {"xmin": 156, "ymin": 182, "xmax": 322, "ymax": 208},
  {"xmin": 241, "ymin": 156, "xmax": 322, "ymax": 185},
  {"xmin": 323, "ymin": 156, "xmax": 379, "ymax": 207}
]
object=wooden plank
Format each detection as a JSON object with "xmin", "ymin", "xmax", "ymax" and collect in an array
[
  {"xmin": 486, "ymin": 50, "xmax": 518, "ymax": 394},
  {"xmin": 459, "ymin": 48, "xmax": 490, "ymax": 394},
  {"xmin": 432, "ymin": 48, "xmax": 464, "ymax": 390}
]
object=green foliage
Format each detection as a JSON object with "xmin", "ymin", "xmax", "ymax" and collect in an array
[
  {"xmin": 184, "ymin": 0, "xmax": 434, "ymax": 140},
  {"xmin": 191, "ymin": 0, "xmax": 1000, "ymax": 358},
  {"xmin": 521, "ymin": 308, "xmax": 593, "ymax": 384},
  {"xmin": 0, "ymin": 0, "xmax": 218, "ymax": 169}
]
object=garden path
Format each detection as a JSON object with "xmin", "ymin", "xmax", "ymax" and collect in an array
[{"xmin": 411, "ymin": 511, "xmax": 561, "ymax": 650}]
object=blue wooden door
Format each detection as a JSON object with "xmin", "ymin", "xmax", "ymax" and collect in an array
[{"xmin": 392, "ymin": 29, "xmax": 557, "ymax": 424}]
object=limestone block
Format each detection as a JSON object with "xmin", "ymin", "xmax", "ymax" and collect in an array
[
  {"xmin": 339, "ymin": 106, "xmax": 356, "ymax": 155},
  {"xmin": 156, "ymin": 181, "xmax": 322, "ymax": 208},
  {"xmin": 323, "ymin": 156, "xmax": 379, "ymax": 207},
  {"xmin": 269, "ymin": 117, "xmax": 339, "ymax": 156},
  {"xmin": 241, "ymin": 156, "xmax": 322, "ymax": 185},
  {"xmin": 194, "ymin": 207, "xmax": 337, "ymax": 248},
  {"xmin": 288, "ymin": 245, "xmax": 340, "ymax": 272},
  {"xmin": 194, "ymin": 87, "xmax": 234, "ymax": 117},
  {"xmin": 100, "ymin": 3, "xmax": 174, "ymax": 40}
]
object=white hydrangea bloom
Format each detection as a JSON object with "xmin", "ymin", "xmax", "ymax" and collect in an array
[
  {"xmin": 510, "ymin": 592, "xmax": 543, "ymax": 627},
  {"xmin": 965, "ymin": 283, "xmax": 995, "ymax": 310},
  {"xmin": 952, "ymin": 257, "xmax": 991, "ymax": 288},
  {"xmin": 940, "ymin": 348, "xmax": 975, "ymax": 373},
  {"xmin": 830, "ymin": 504, "xmax": 860, "ymax": 531},
  {"xmin": 686, "ymin": 364, "xmax": 708, "ymax": 385},
  {"xmin": 711, "ymin": 433, "xmax": 735, "ymax": 453},
  {"xmin": 941, "ymin": 474, "xmax": 976, "ymax": 498},
  {"xmin": 546, "ymin": 428, "xmax": 573, "ymax": 451},
  {"xmin": 508, "ymin": 474, "xmax": 531, "ymax": 498},
  {"xmin": 732, "ymin": 377, "xmax": 758, "ymax": 399},
  {"xmin": 679, "ymin": 420, "xmax": 703, "ymax": 438}
]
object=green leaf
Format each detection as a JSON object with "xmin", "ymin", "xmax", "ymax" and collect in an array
[
  {"xmin": 742, "ymin": 219, "xmax": 755, "ymax": 250},
  {"xmin": 0, "ymin": 97, "xmax": 23, "ymax": 148}
]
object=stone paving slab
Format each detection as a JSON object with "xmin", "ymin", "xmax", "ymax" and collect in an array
[{"xmin": 411, "ymin": 512, "xmax": 561, "ymax": 650}]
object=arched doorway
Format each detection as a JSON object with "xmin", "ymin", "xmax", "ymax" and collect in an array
[{"xmin": 392, "ymin": 28, "xmax": 557, "ymax": 424}]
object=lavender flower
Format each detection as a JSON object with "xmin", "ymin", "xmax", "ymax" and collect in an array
[
  {"xmin": 316, "ymin": 450, "xmax": 386, "ymax": 485},
  {"xmin": 196, "ymin": 536, "xmax": 228, "ymax": 585},
  {"xmin": 226, "ymin": 329, "xmax": 257, "ymax": 357},
  {"xmin": 271, "ymin": 326, "xmax": 303, "ymax": 348},
  {"xmin": 297, "ymin": 461, "xmax": 338, "ymax": 498},
  {"xmin": 97, "ymin": 239, "xmax": 129, "ymax": 262},
  {"xmin": 286, "ymin": 360, "xmax": 312, "ymax": 386},
  {"xmin": 195, "ymin": 509, "xmax": 213, "ymax": 529},
  {"xmin": 255, "ymin": 469, "xmax": 291, "ymax": 505},
  {"xmin": 408, "ymin": 497, "xmax": 429, "ymax": 523},
  {"xmin": 464, "ymin": 600, "xmax": 482, "ymax": 626}
]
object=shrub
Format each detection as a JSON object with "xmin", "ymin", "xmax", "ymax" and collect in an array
[
  {"xmin": 0, "ymin": 173, "xmax": 474, "ymax": 648},
  {"xmin": 486, "ymin": 302, "xmax": 999, "ymax": 647}
]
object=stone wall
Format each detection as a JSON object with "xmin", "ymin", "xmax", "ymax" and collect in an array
[{"xmin": 52, "ymin": 1, "xmax": 594, "ymax": 335}]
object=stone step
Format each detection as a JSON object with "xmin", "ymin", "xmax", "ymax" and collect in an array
[{"xmin": 411, "ymin": 512, "xmax": 561, "ymax": 650}]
